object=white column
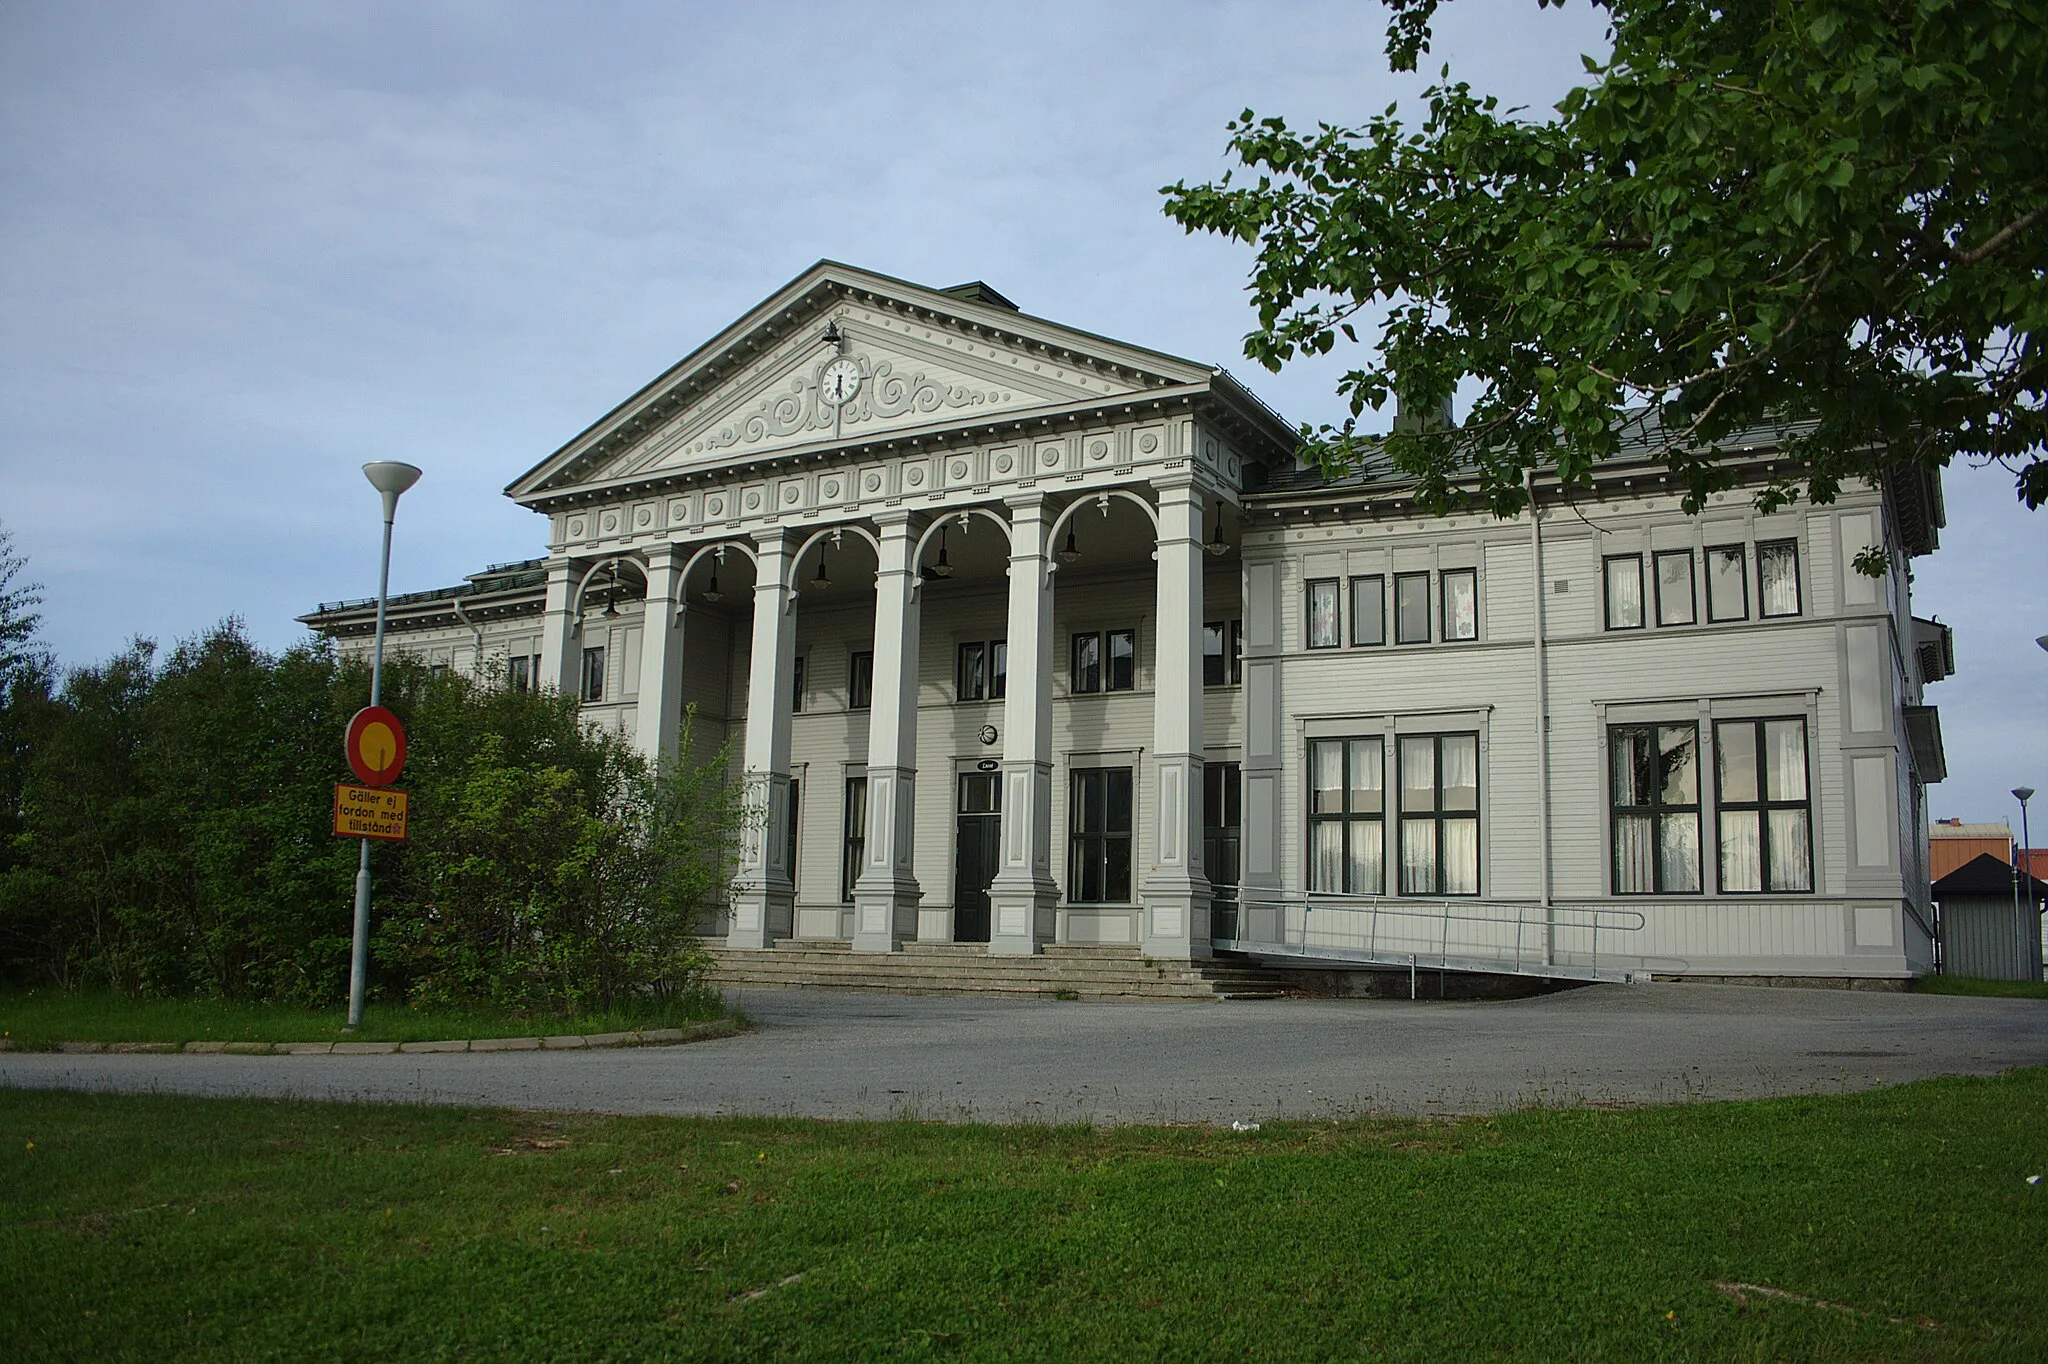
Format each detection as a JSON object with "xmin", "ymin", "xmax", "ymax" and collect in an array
[
  {"xmin": 853, "ymin": 512, "xmax": 926, "ymax": 952},
  {"xmin": 634, "ymin": 544, "xmax": 686, "ymax": 767},
  {"xmin": 536, "ymin": 557, "xmax": 579, "ymax": 694},
  {"xmin": 729, "ymin": 530, "xmax": 796, "ymax": 949},
  {"xmin": 1142, "ymin": 478, "xmax": 1212, "ymax": 959},
  {"xmin": 989, "ymin": 494, "xmax": 1057, "ymax": 955}
]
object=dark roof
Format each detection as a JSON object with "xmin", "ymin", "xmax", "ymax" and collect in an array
[
  {"xmin": 1933, "ymin": 851, "xmax": 2048, "ymax": 900},
  {"xmin": 1250, "ymin": 409, "xmax": 1820, "ymax": 501}
]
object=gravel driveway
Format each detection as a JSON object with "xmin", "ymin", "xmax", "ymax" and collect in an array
[{"xmin": 4, "ymin": 982, "xmax": 2044, "ymax": 1124}]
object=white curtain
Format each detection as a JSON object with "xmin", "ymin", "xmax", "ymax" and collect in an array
[
  {"xmin": 1401, "ymin": 819, "xmax": 1437, "ymax": 894},
  {"xmin": 1440, "ymin": 735, "xmax": 1478, "ymax": 811},
  {"xmin": 1311, "ymin": 741, "xmax": 1343, "ymax": 815},
  {"xmin": 1768, "ymin": 809, "xmax": 1812, "ymax": 891},
  {"xmin": 1760, "ymin": 542, "xmax": 1800, "ymax": 616},
  {"xmin": 1606, "ymin": 557, "xmax": 1642, "ymax": 628},
  {"xmin": 1721, "ymin": 810, "xmax": 1762, "ymax": 892},
  {"xmin": 1310, "ymin": 822, "xmax": 1342, "ymax": 892},
  {"xmin": 1348, "ymin": 738, "xmax": 1383, "ymax": 813},
  {"xmin": 1347, "ymin": 821, "xmax": 1384, "ymax": 894},
  {"xmin": 1765, "ymin": 720, "xmax": 1807, "ymax": 800},
  {"xmin": 1309, "ymin": 581, "xmax": 1340, "ymax": 647},
  {"xmin": 1661, "ymin": 812, "xmax": 1701, "ymax": 892},
  {"xmin": 1614, "ymin": 814, "xmax": 1655, "ymax": 893},
  {"xmin": 1442, "ymin": 818, "xmax": 1479, "ymax": 894},
  {"xmin": 1401, "ymin": 737, "xmax": 1435, "ymax": 811}
]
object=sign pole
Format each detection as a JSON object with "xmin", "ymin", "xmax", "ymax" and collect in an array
[{"xmin": 347, "ymin": 462, "xmax": 421, "ymax": 1030}]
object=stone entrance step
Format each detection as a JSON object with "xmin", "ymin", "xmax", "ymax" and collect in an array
[{"xmin": 703, "ymin": 942, "xmax": 1292, "ymax": 1001}]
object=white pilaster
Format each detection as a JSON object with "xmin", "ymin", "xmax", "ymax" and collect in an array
[
  {"xmin": 853, "ymin": 512, "xmax": 926, "ymax": 951},
  {"xmin": 729, "ymin": 531, "xmax": 796, "ymax": 949},
  {"xmin": 536, "ymin": 557, "xmax": 578, "ymax": 694},
  {"xmin": 1142, "ymin": 479, "xmax": 1212, "ymax": 959},
  {"xmin": 989, "ymin": 494, "xmax": 1057, "ymax": 954},
  {"xmin": 634, "ymin": 544, "xmax": 686, "ymax": 767}
]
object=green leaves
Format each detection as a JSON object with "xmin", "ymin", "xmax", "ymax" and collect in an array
[{"xmin": 1160, "ymin": 0, "xmax": 2048, "ymax": 512}]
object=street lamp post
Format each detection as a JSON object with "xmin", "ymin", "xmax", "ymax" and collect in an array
[
  {"xmin": 2016, "ymin": 787, "xmax": 2038, "ymax": 975},
  {"xmin": 347, "ymin": 461, "xmax": 422, "ymax": 1030}
]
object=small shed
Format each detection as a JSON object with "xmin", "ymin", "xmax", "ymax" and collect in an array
[{"xmin": 1933, "ymin": 853, "xmax": 2046, "ymax": 982}]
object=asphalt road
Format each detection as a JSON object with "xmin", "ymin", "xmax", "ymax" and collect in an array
[{"xmin": 4, "ymin": 982, "xmax": 2044, "ymax": 1125}]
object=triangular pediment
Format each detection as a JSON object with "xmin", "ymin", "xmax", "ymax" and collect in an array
[{"xmin": 507, "ymin": 261, "xmax": 1215, "ymax": 501}]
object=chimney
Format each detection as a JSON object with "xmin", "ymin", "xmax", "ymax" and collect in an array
[{"xmin": 1394, "ymin": 391, "xmax": 1454, "ymax": 433}]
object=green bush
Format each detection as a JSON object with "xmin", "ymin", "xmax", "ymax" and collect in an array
[{"xmin": 0, "ymin": 620, "xmax": 742, "ymax": 1018}]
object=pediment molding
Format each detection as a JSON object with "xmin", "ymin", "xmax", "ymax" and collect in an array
[{"xmin": 507, "ymin": 261, "xmax": 1226, "ymax": 505}]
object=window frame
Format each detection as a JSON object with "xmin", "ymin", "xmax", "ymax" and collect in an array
[
  {"xmin": 1396, "ymin": 732, "xmax": 1480, "ymax": 896},
  {"xmin": 1067, "ymin": 766, "xmax": 1134, "ymax": 904},
  {"xmin": 840, "ymin": 776, "xmax": 866, "ymax": 904},
  {"xmin": 1607, "ymin": 723, "xmax": 1703, "ymax": 895},
  {"xmin": 791, "ymin": 654, "xmax": 806, "ymax": 713},
  {"xmin": 1203, "ymin": 619, "xmax": 1244, "ymax": 686},
  {"xmin": 1070, "ymin": 632, "xmax": 1101, "ymax": 694},
  {"xmin": 1349, "ymin": 575, "xmax": 1385, "ymax": 647},
  {"xmin": 1105, "ymin": 628, "xmax": 1136, "ymax": 692},
  {"xmin": 508, "ymin": 654, "xmax": 532, "ymax": 693},
  {"xmin": 1714, "ymin": 716, "xmax": 1814, "ymax": 894},
  {"xmin": 1603, "ymin": 554, "xmax": 1646, "ymax": 631},
  {"xmin": 1757, "ymin": 539, "xmax": 1803, "ymax": 618},
  {"xmin": 1440, "ymin": 567, "xmax": 1478, "ymax": 642},
  {"xmin": 847, "ymin": 650, "xmax": 873, "ymax": 710},
  {"xmin": 1203, "ymin": 761, "xmax": 1243, "ymax": 902},
  {"xmin": 1306, "ymin": 578, "xmax": 1342, "ymax": 649},
  {"xmin": 579, "ymin": 645, "xmax": 606, "ymax": 703},
  {"xmin": 1394, "ymin": 572, "xmax": 1432, "ymax": 645},
  {"xmin": 1705, "ymin": 544, "xmax": 1749, "ymax": 623},
  {"xmin": 957, "ymin": 641, "xmax": 987, "ymax": 702},
  {"xmin": 1307, "ymin": 737, "xmax": 1386, "ymax": 895},
  {"xmin": 1653, "ymin": 549, "xmax": 1697, "ymax": 627}
]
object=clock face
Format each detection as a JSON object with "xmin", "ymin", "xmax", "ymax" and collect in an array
[{"xmin": 819, "ymin": 357, "xmax": 862, "ymax": 406}]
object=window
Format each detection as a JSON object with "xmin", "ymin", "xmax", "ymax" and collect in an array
[
  {"xmin": 508, "ymin": 655, "xmax": 532, "ymax": 692},
  {"xmin": 791, "ymin": 655, "xmax": 806, "ymax": 713},
  {"xmin": 1071, "ymin": 632, "xmax": 1100, "ymax": 693},
  {"xmin": 1654, "ymin": 550, "xmax": 1696, "ymax": 626},
  {"xmin": 1349, "ymin": 576, "xmax": 1385, "ymax": 646},
  {"xmin": 1072, "ymin": 630, "xmax": 1135, "ymax": 693},
  {"xmin": 848, "ymin": 651, "xmax": 873, "ymax": 709},
  {"xmin": 1441, "ymin": 568, "xmax": 1478, "ymax": 641},
  {"xmin": 785, "ymin": 779, "xmax": 800, "ymax": 894},
  {"xmin": 840, "ymin": 777, "xmax": 866, "ymax": 903},
  {"xmin": 1398, "ymin": 733, "xmax": 1479, "ymax": 895},
  {"xmin": 1604, "ymin": 555, "xmax": 1645, "ymax": 630},
  {"xmin": 1203, "ymin": 762, "xmax": 1242, "ymax": 901},
  {"xmin": 1705, "ymin": 546, "xmax": 1748, "ymax": 622},
  {"xmin": 956, "ymin": 640, "xmax": 1008, "ymax": 701},
  {"xmin": 1609, "ymin": 724, "xmax": 1702, "ymax": 893},
  {"xmin": 1068, "ymin": 767, "xmax": 1133, "ymax": 903},
  {"xmin": 1394, "ymin": 573, "xmax": 1431, "ymax": 644},
  {"xmin": 1716, "ymin": 718, "xmax": 1813, "ymax": 893},
  {"xmin": 1307, "ymin": 578, "xmax": 1341, "ymax": 648},
  {"xmin": 1758, "ymin": 540, "xmax": 1801, "ymax": 617},
  {"xmin": 1203, "ymin": 620, "xmax": 1243, "ymax": 685},
  {"xmin": 1308, "ymin": 738, "xmax": 1384, "ymax": 894},
  {"xmin": 579, "ymin": 646, "xmax": 606, "ymax": 703},
  {"xmin": 958, "ymin": 642, "xmax": 986, "ymax": 701},
  {"xmin": 1106, "ymin": 630, "xmax": 1135, "ymax": 691}
]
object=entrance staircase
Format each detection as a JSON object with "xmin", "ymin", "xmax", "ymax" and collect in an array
[{"xmin": 703, "ymin": 942, "xmax": 1292, "ymax": 1001}]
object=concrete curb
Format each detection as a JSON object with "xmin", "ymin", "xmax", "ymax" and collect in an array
[{"xmin": 0, "ymin": 1019, "xmax": 742, "ymax": 1056}]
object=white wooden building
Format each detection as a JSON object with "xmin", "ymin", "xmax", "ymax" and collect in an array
[{"xmin": 303, "ymin": 261, "xmax": 1953, "ymax": 985}]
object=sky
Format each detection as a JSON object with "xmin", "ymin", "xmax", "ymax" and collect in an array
[{"xmin": 1, "ymin": 0, "xmax": 2042, "ymax": 829}]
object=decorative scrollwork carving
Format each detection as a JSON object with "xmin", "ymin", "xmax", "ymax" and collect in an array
[{"xmin": 690, "ymin": 355, "xmax": 1005, "ymax": 455}]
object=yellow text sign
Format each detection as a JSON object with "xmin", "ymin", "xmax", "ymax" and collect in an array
[{"xmin": 334, "ymin": 783, "xmax": 409, "ymax": 841}]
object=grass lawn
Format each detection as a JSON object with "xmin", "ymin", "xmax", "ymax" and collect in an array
[
  {"xmin": 1914, "ymin": 975, "xmax": 2048, "ymax": 1001},
  {"xmin": 0, "ymin": 987, "xmax": 730, "ymax": 1050},
  {"xmin": 3, "ymin": 1071, "xmax": 2044, "ymax": 1360}
]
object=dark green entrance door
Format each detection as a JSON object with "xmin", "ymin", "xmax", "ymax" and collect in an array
[{"xmin": 953, "ymin": 771, "xmax": 1002, "ymax": 943}]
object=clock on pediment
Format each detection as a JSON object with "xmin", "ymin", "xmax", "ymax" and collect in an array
[{"xmin": 819, "ymin": 356, "xmax": 863, "ymax": 407}]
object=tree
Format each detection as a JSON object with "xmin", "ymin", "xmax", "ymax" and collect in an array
[{"xmin": 1161, "ymin": 0, "xmax": 2047, "ymax": 519}]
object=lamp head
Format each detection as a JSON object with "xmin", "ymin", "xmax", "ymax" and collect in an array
[
  {"xmin": 362, "ymin": 461, "xmax": 423, "ymax": 522},
  {"xmin": 2017, "ymin": 787, "xmax": 2036, "ymax": 804}
]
